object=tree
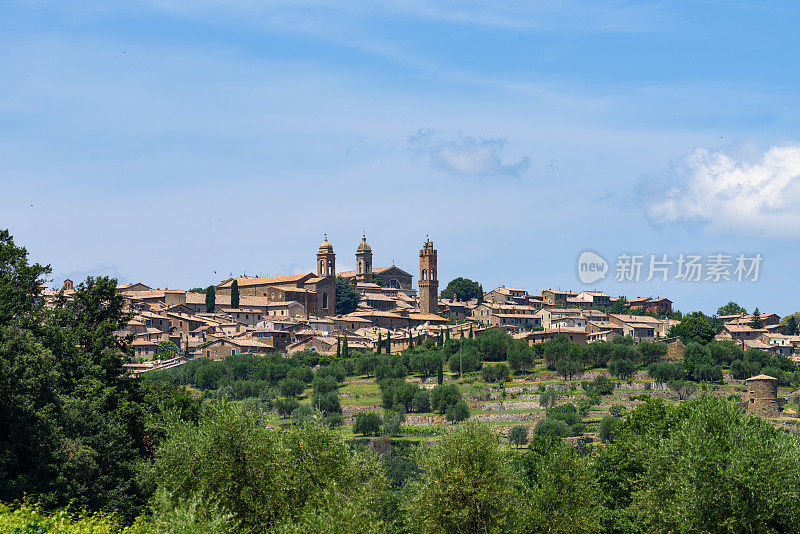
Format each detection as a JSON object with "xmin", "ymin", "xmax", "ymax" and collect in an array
[
  {"xmin": 158, "ymin": 339, "xmax": 180, "ymax": 358},
  {"xmin": 412, "ymin": 389, "xmax": 431, "ymax": 413},
  {"xmin": 635, "ymin": 397, "xmax": 800, "ymax": 533},
  {"xmin": 430, "ymin": 384, "xmax": 462, "ymax": 413},
  {"xmin": 353, "ymin": 412, "xmax": 382, "ymax": 436},
  {"xmin": 447, "ymin": 348, "xmax": 480, "ymax": 374},
  {"xmin": 667, "ymin": 380, "xmax": 696, "ymax": 400},
  {"xmin": 312, "ymin": 375, "xmax": 338, "ymax": 396},
  {"xmin": 275, "ymin": 397, "xmax": 300, "ymax": 417},
  {"xmin": 407, "ymin": 423, "xmax": 524, "ymax": 532},
  {"xmin": 598, "ymin": 415, "xmax": 620, "ymax": 443},
  {"xmin": 314, "ymin": 392, "xmax": 341, "ymax": 416},
  {"xmin": 538, "ymin": 386, "xmax": 562, "ymax": 408},
  {"xmin": 508, "ymin": 425, "xmax": 529, "ymax": 448},
  {"xmin": 151, "ymin": 403, "xmax": 386, "ymax": 531},
  {"xmin": 669, "ymin": 314, "xmax": 716, "ymax": 344},
  {"xmin": 230, "ymin": 280, "xmax": 240, "ymax": 309},
  {"xmin": 507, "ymin": 339, "xmax": 534, "ymax": 372},
  {"xmin": 608, "ymin": 358, "xmax": 636, "ymax": 382},
  {"xmin": 382, "ymin": 409, "xmax": 404, "ymax": 437},
  {"xmin": 556, "ymin": 357, "xmax": 582, "ymax": 381},
  {"xmin": 783, "ymin": 315, "xmax": 799, "ymax": 336},
  {"xmin": 437, "ymin": 359, "xmax": 444, "ymax": 385},
  {"xmin": 376, "ymin": 332, "xmax": 382, "ymax": 354},
  {"xmin": 205, "ymin": 285, "xmax": 216, "ymax": 312},
  {"xmin": 440, "ymin": 277, "xmax": 484, "ymax": 302},
  {"xmin": 278, "ymin": 378, "xmax": 305, "ymax": 398},
  {"xmin": 716, "ymin": 301, "xmax": 746, "ymax": 316},
  {"xmin": 648, "ymin": 361, "xmax": 685, "ymax": 385},
  {"xmin": 682, "ymin": 342, "xmax": 714, "ymax": 378},
  {"xmin": 341, "ymin": 335, "xmax": 349, "ymax": 359},
  {"xmin": 522, "ymin": 435, "xmax": 602, "ymax": 533},
  {"xmin": 750, "ymin": 307, "xmax": 763, "ymax": 329},
  {"xmin": 445, "ymin": 400, "xmax": 470, "ymax": 423},
  {"xmin": 482, "ymin": 363, "xmax": 510, "ymax": 383},
  {"xmin": 478, "ymin": 327, "xmax": 512, "ymax": 361},
  {"xmin": 335, "ymin": 277, "xmax": 360, "ymax": 315}
]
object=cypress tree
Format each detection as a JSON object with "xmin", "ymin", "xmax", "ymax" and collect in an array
[
  {"xmin": 408, "ymin": 330, "xmax": 414, "ymax": 349},
  {"xmin": 437, "ymin": 359, "xmax": 444, "ymax": 385},
  {"xmin": 377, "ymin": 332, "xmax": 382, "ymax": 355},
  {"xmin": 469, "ymin": 324, "xmax": 474, "ymax": 339},
  {"xmin": 230, "ymin": 280, "xmax": 240, "ymax": 309},
  {"xmin": 385, "ymin": 335, "xmax": 391, "ymax": 355},
  {"xmin": 342, "ymin": 335, "xmax": 349, "ymax": 358},
  {"xmin": 336, "ymin": 336, "xmax": 341, "ymax": 358},
  {"xmin": 205, "ymin": 285, "xmax": 216, "ymax": 313},
  {"xmin": 445, "ymin": 328, "xmax": 450, "ymax": 341}
]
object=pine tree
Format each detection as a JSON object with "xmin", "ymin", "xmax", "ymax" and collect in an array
[
  {"xmin": 230, "ymin": 280, "xmax": 240, "ymax": 309},
  {"xmin": 750, "ymin": 307, "xmax": 764, "ymax": 329},
  {"xmin": 205, "ymin": 285, "xmax": 216, "ymax": 313},
  {"xmin": 377, "ymin": 332, "xmax": 382, "ymax": 355},
  {"xmin": 785, "ymin": 315, "xmax": 799, "ymax": 336}
]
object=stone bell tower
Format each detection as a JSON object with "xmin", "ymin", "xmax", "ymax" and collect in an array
[
  {"xmin": 355, "ymin": 234, "xmax": 373, "ymax": 283},
  {"xmin": 317, "ymin": 235, "xmax": 336, "ymax": 278},
  {"xmin": 419, "ymin": 238, "xmax": 438, "ymax": 314}
]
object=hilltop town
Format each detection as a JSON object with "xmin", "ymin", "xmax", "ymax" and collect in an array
[{"xmin": 45, "ymin": 236, "xmax": 799, "ymax": 370}]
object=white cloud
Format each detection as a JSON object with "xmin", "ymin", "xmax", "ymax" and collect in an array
[
  {"xmin": 408, "ymin": 129, "xmax": 530, "ymax": 178},
  {"xmin": 644, "ymin": 144, "xmax": 800, "ymax": 237}
]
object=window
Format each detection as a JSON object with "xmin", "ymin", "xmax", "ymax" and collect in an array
[
  {"xmin": 231, "ymin": 349, "xmax": 235, "ymax": 356},
  {"xmin": 431, "ymin": 269, "xmax": 436, "ymax": 280},
  {"xmin": 206, "ymin": 350, "xmax": 210, "ymax": 358},
  {"xmin": 322, "ymin": 292, "xmax": 328, "ymax": 309},
  {"xmin": 422, "ymin": 269, "xmax": 427, "ymax": 280}
]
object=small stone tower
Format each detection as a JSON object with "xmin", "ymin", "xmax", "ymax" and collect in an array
[
  {"xmin": 746, "ymin": 374, "xmax": 780, "ymax": 418},
  {"xmin": 63, "ymin": 278, "xmax": 73, "ymax": 290},
  {"xmin": 317, "ymin": 235, "xmax": 336, "ymax": 278},
  {"xmin": 418, "ymin": 238, "xmax": 439, "ymax": 315},
  {"xmin": 355, "ymin": 234, "xmax": 373, "ymax": 283}
]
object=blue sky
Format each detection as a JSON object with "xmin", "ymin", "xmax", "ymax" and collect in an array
[{"xmin": 2, "ymin": 1, "xmax": 800, "ymax": 315}]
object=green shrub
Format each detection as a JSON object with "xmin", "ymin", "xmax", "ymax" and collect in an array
[
  {"xmin": 597, "ymin": 415, "xmax": 620, "ymax": 443},
  {"xmin": 509, "ymin": 425, "xmax": 529, "ymax": 448},
  {"xmin": 445, "ymin": 400, "xmax": 470, "ymax": 423},
  {"xmin": 353, "ymin": 412, "xmax": 383, "ymax": 437}
]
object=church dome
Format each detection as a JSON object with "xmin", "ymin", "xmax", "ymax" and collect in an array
[
  {"xmin": 356, "ymin": 235, "xmax": 372, "ymax": 253},
  {"xmin": 319, "ymin": 236, "xmax": 334, "ymax": 253}
]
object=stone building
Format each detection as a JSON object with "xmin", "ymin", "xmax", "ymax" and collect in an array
[
  {"xmin": 746, "ymin": 374, "xmax": 782, "ymax": 418},
  {"xmin": 339, "ymin": 236, "xmax": 414, "ymax": 291},
  {"xmin": 214, "ymin": 237, "xmax": 337, "ymax": 317},
  {"xmin": 419, "ymin": 238, "xmax": 438, "ymax": 315}
]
